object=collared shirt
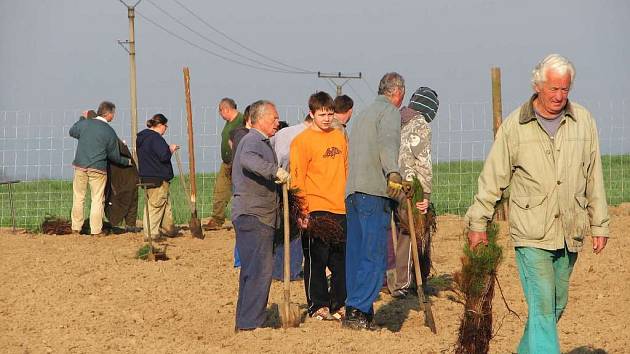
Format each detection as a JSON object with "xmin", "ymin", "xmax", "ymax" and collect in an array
[
  {"xmin": 465, "ymin": 94, "xmax": 610, "ymax": 252},
  {"xmin": 220, "ymin": 112, "xmax": 244, "ymax": 164},
  {"xmin": 270, "ymin": 122, "xmax": 309, "ymax": 169},
  {"xmin": 346, "ymin": 95, "xmax": 401, "ymax": 198},
  {"xmin": 231, "ymin": 129, "xmax": 280, "ymax": 228},
  {"xmin": 94, "ymin": 116, "xmax": 108, "ymax": 124}
]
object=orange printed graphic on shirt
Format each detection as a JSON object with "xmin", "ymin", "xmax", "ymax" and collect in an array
[{"xmin": 289, "ymin": 128, "xmax": 348, "ymax": 215}]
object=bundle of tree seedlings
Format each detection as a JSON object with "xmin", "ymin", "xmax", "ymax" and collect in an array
[
  {"xmin": 306, "ymin": 213, "xmax": 345, "ymax": 244},
  {"xmin": 454, "ymin": 222, "xmax": 502, "ymax": 354},
  {"xmin": 41, "ymin": 215, "xmax": 72, "ymax": 235},
  {"xmin": 274, "ymin": 188, "xmax": 306, "ymax": 246},
  {"xmin": 409, "ymin": 176, "xmax": 437, "ymax": 279}
]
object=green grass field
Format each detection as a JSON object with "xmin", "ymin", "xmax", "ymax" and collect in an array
[{"xmin": 1, "ymin": 154, "xmax": 629, "ymax": 230}]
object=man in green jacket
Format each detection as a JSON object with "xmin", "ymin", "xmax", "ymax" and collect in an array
[
  {"xmin": 465, "ymin": 54, "xmax": 610, "ymax": 353},
  {"xmin": 69, "ymin": 101, "xmax": 131, "ymax": 235},
  {"xmin": 205, "ymin": 97, "xmax": 244, "ymax": 230}
]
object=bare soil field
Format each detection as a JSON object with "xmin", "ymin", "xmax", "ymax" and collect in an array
[{"xmin": 2, "ymin": 205, "xmax": 630, "ymax": 353}]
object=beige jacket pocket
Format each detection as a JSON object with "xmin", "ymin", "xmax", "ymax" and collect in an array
[
  {"xmin": 565, "ymin": 195, "xmax": 590, "ymax": 245},
  {"xmin": 509, "ymin": 195, "xmax": 547, "ymax": 240}
]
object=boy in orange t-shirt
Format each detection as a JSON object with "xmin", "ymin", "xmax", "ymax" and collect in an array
[{"xmin": 289, "ymin": 91, "xmax": 348, "ymax": 321}]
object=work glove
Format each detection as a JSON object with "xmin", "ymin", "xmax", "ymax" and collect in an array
[
  {"xmin": 386, "ymin": 172, "xmax": 404, "ymax": 200},
  {"xmin": 275, "ymin": 167, "xmax": 290, "ymax": 184}
]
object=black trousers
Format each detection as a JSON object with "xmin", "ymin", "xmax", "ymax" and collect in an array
[
  {"xmin": 302, "ymin": 211, "xmax": 347, "ymax": 315},
  {"xmin": 105, "ymin": 188, "xmax": 138, "ymax": 227}
]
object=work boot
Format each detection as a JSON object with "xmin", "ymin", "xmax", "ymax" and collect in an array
[
  {"xmin": 125, "ymin": 226, "xmax": 143, "ymax": 233},
  {"xmin": 110, "ymin": 226, "xmax": 126, "ymax": 235},
  {"xmin": 342, "ymin": 307, "xmax": 370, "ymax": 330},
  {"xmin": 161, "ymin": 227, "xmax": 182, "ymax": 238},
  {"xmin": 203, "ymin": 219, "xmax": 223, "ymax": 231}
]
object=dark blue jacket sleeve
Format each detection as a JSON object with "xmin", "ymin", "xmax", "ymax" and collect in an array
[{"xmin": 153, "ymin": 136, "xmax": 172, "ymax": 162}]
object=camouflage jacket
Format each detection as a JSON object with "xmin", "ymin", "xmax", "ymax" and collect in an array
[{"xmin": 399, "ymin": 108, "xmax": 432, "ymax": 199}]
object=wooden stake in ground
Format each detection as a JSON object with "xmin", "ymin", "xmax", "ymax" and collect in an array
[
  {"xmin": 182, "ymin": 67, "xmax": 204, "ymax": 239},
  {"xmin": 406, "ymin": 197, "xmax": 437, "ymax": 333},
  {"xmin": 280, "ymin": 183, "xmax": 301, "ymax": 328}
]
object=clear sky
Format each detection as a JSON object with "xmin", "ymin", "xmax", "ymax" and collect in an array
[
  {"xmin": 1, "ymin": 0, "xmax": 629, "ymax": 113},
  {"xmin": 1, "ymin": 0, "xmax": 629, "ymax": 180}
]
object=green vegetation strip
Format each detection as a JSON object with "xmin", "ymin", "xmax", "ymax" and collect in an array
[{"xmin": 1, "ymin": 154, "xmax": 629, "ymax": 229}]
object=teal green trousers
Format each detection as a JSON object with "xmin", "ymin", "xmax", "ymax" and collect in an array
[{"xmin": 515, "ymin": 245, "xmax": 577, "ymax": 354}]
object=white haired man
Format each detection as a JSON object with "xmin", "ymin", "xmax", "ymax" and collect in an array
[
  {"xmin": 465, "ymin": 54, "xmax": 609, "ymax": 353},
  {"xmin": 231, "ymin": 100, "xmax": 289, "ymax": 331}
]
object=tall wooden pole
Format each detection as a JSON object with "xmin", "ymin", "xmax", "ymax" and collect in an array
[
  {"xmin": 118, "ymin": 1, "xmax": 142, "ymax": 161},
  {"xmin": 491, "ymin": 67, "xmax": 507, "ymax": 221},
  {"xmin": 127, "ymin": 5, "xmax": 139, "ymax": 161}
]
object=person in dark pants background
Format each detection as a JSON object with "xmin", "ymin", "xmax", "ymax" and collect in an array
[
  {"xmin": 231, "ymin": 100, "xmax": 289, "ymax": 331},
  {"xmin": 105, "ymin": 138, "xmax": 141, "ymax": 233}
]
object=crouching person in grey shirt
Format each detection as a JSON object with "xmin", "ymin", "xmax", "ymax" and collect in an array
[{"xmin": 231, "ymin": 100, "xmax": 290, "ymax": 331}]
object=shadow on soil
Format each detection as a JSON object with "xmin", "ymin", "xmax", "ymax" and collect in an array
[
  {"xmin": 565, "ymin": 347, "xmax": 607, "ymax": 354},
  {"xmin": 375, "ymin": 273, "xmax": 456, "ymax": 332}
]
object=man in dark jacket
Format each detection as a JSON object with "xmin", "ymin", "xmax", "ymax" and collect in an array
[
  {"xmin": 69, "ymin": 101, "xmax": 131, "ymax": 235},
  {"xmin": 105, "ymin": 139, "xmax": 140, "ymax": 233}
]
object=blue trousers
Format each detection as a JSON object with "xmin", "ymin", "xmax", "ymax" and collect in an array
[
  {"xmin": 515, "ymin": 245, "xmax": 577, "ymax": 354},
  {"xmin": 345, "ymin": 193, "xmax": 391, "ymax": 314},
  {"xmin": 272, "ymin": 237, "xmax": 303, "ymax": 281},
  {"xmin": 234, "ymin": 246, "xmax": 241, "ymax": 267},
  {"xmin": 234, "ymin": 215, "xmax": 274, "ymax": 330}
]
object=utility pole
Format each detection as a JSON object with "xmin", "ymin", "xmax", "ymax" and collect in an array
[
  {"xmin": 317, "ymin": 72, "xmax": 362, "ymax": 96},
  {"xmin": 118, "ymin": 0, "xmax": 142, "ymax": 161}
]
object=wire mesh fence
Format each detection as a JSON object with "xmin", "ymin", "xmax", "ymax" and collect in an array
[{"xmin": 1, "ymin": 100, "xmax": 628, "ymax": 229}]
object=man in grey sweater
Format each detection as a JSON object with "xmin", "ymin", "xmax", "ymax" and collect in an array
[
  {"xmin": 343, "ymin": 73, "xmax": 407, "ymax": 330},
  {"xmin": 231, "ymin": 100, "xmax": 290, "ymax": 331}
]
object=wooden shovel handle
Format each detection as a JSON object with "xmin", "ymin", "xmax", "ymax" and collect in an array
[
  {"xmin": 183, "ymin": 67, "xmax": 197, "ymax": 211},
  {"xmin": 406, "ymin": 197, "xmax": 437, "ymax": 333},
  {"xmin": 282, "ymin": 183, "xmax": 291, "ymax": 328}
]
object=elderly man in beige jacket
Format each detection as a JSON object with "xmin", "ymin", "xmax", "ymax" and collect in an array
[{"xmin": 465, "ymin": 54, "xmax": 609, "ymax": 354}]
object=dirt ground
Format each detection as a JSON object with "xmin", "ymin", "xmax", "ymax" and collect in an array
[{"xmin": 1, "ymin": 205, "xmax": 630, "ymax": 354}]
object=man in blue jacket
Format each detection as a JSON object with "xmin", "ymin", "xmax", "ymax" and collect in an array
[{"xmin": 69, "ymin": 101, "xmax": 131, "ymax": 235}]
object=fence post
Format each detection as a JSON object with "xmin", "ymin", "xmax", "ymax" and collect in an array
[{"xmin": 491, "ymin": 67, "xmax": 508, "ymax": 221}]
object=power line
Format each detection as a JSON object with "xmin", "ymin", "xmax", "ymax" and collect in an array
[
  {"xmin": 170, "ymin": 0, "xmax": 315, "ymax": 74},
  {"xmin": 145, "ymin": 0, "xmax": 309, "ymax": 74},
  {"xmin": 317, "ymin": 72, "xmax": 362, "ymax": 97},
  {"xmin": 135, "ymin": 11, "xmax": 310, "ymax": 74},
  {"xmin": 346, "ymin": 81, "xmax": 366, "ymax": 106},
  {"xmin": 361, "ymin": 76, "xmax": 377, "ymax": 96}
]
